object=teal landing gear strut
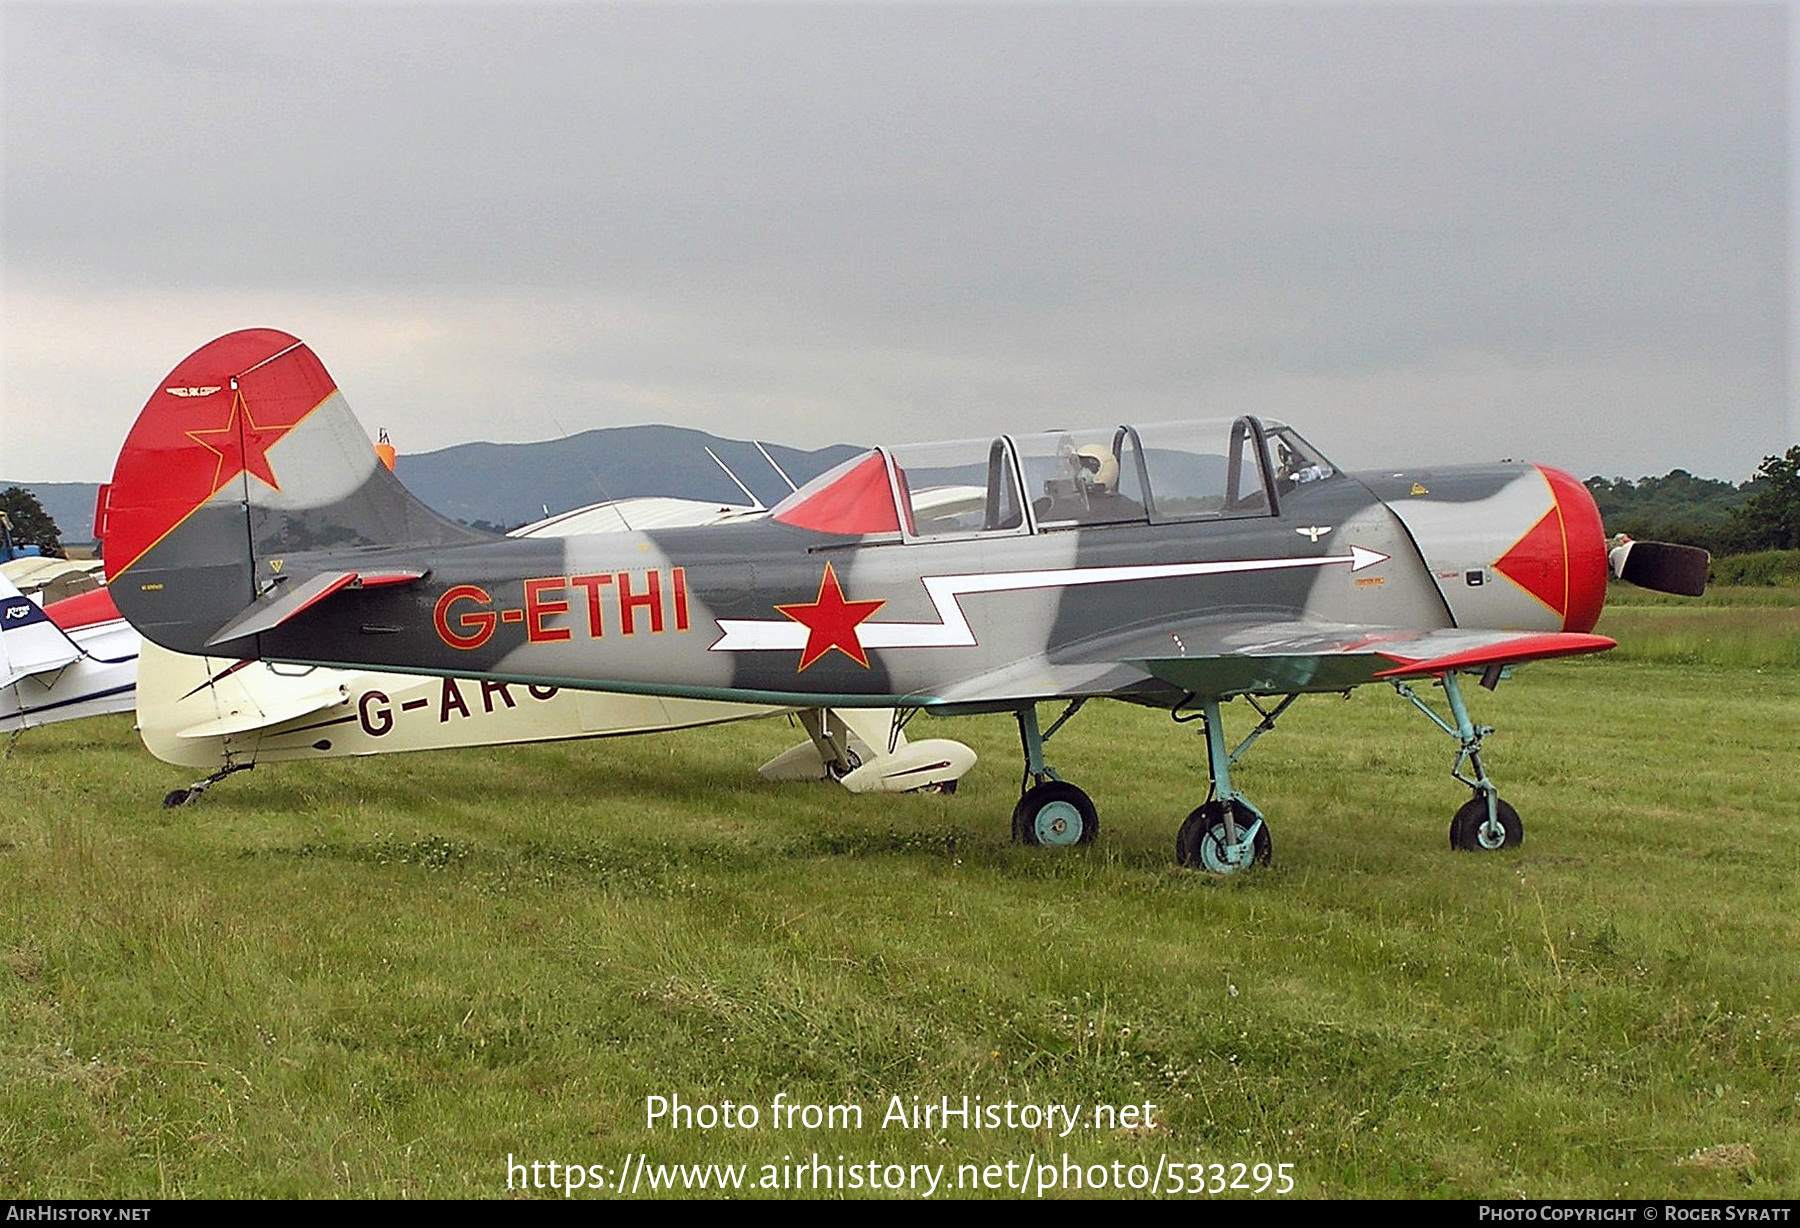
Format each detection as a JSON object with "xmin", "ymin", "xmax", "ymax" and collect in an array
[
  {"xmin": 1171, "ymin": 694, "xmax": 1298, "ymax": 873},
  {"xmin": 1010, "ymin": 701, "xmax": 1098, "ymax": 847},
  {"xmin": 1391, "ymin": 671, "xmax": 1523, "ymax": 851}
]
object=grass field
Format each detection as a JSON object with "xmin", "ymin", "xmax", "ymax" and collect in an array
[
  {"xmin": 1599, "ymin": 585, "xmax": 1800, "ymax": 671},
  {"xmin": 2, "ymin": 596, "xmax": 1796, "ymax": 1198}
]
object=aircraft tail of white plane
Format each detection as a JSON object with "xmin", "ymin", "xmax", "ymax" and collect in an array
[
  {"xmin": 1, "ymin": 573, "xmax": 82, "ymax": 688},
  {"xmin": 1, "ymin": 576, "xmax": 139, "ymax": 733}
]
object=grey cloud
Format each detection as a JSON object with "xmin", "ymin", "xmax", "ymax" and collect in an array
[{"xmin": 2, "ymin": 3, "xmax": 1787, "ymax": 483}]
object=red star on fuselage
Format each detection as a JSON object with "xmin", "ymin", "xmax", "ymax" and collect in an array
[
  {"xmin": 185, "ymin": 392, "xmax": 301, "ymax": 495},
  {"xmin": 776, "ymin": 562, "xmax": 886, "ymax": 671}
]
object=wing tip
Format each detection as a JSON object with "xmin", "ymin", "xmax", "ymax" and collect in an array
[{"xmin": 1373, "ymin": 632, "xmax": 1616, "ymax": 679}]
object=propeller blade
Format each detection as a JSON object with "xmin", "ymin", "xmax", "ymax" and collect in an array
[{"xmin": 1610, "ymin": 539, "xmax": 1710, "ymax": 597}]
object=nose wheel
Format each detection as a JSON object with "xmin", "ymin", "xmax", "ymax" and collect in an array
[
  {"xmin": 1176, "ymin": 801, "xmax": 1271, "ymax": 872},
  {"xmin": 1393, "ymin": 672, "xmax": 1526, "ymax": 854}
]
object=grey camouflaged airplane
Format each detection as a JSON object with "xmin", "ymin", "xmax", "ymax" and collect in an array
[{"xmin": 103, "ymin": 329, "xmax": 1708, "ymax": 872}]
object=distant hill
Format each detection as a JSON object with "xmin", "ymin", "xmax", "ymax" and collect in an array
[{"xmin": 4, "ymin": 426, "xmax": 863, "ymax": 547}]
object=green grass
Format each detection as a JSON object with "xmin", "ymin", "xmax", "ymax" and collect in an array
[
  {"xmin": 1598, "ymin": 585, "xmax": 1800, "ymax": 670},
  {"xmin": 3, "ymin": 642, "xmax": 1796, "ymax": 1198},
  {"xmin": 1606, "ymin": 583, "xmax": 1800, "ymax": 609}
]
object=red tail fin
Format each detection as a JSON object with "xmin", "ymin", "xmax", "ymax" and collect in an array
[
  {"xmin": 106, "ymin": 329, "xmax": 328, "ymax": 581},
  {"xmin": 106, "ymin": 330, "xmax": 484, "ymax": 654}
]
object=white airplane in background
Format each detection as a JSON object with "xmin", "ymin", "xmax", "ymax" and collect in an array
[
  {"xmin": 138, "ymin": 635, "xmax": 975, "ymax": 806},
  {"xmin": 64, "ymin": 491, "xmax": 975, "ymax": 804},
  {"xmin": 1, "ymin": 575, "xmax": 138, "ymax": 734}
]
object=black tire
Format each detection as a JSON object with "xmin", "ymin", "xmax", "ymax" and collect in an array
[
  {"xmin": 1175, "ymin": 801, "xmax": 1272, "ymax": 873},
  {"xmin": 1449, "ymin": 795, "xmax": 1522, "ymax": 851},
  {"xmin": 162, "ymin": 788, "xmax": 193, "ymax": 809},
  {"xmin": 1011, "ymin": 781, "xmax": 1098, "ymax": 847}
]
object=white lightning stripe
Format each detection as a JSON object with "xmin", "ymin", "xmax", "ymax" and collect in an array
[{"xmin": 710, "ymin": 545, "xmax": 1387, "ymax": 654}]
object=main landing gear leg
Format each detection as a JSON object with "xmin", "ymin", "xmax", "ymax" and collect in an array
[
  {"xmin": 1173, "ymin": 696, "xmax": 1282, "ymax": 873},
  {"xmin": 1010, "ymin": 701, "xmax": 1097, "ymax": 847},
  {"xmin": 797, "ymin": 709, "xmax": 860, "ymax": 779},
  {"xmin": 1391, "ymin": 671, "xmax": 1523, "ymax": 851}
]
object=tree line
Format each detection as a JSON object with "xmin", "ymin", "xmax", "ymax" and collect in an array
[
  {"xmin": 1585, "ymin": 446, "xmax": 1800, "ymax": 557},
  {"xmin": 1, "ymin": 486, "xmax": 65, "ymax": 558}
]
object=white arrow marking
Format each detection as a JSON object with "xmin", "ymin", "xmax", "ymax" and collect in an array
[{"xmin": 710, "ymin": 545, "xmax": 1388, "ymax": 654}]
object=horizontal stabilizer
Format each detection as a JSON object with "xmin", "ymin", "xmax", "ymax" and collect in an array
[
  {"xmin": 175, "ymin": 687, "xmax": 349, "ymax": 739},
  {"xmin": 204, "ymin": 568, "xmax": 426, "ymax": 647},
  {"xmin": 1611, "ymin": 539, "xmax": 1709, "ymax": 598}
]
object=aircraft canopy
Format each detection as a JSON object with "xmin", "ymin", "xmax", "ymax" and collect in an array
[{"xmin": 769, "ymin": 418, "xmax": 1339, "ymax": 541}]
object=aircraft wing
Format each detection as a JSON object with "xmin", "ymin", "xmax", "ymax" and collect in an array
[{"xmin": 927, "ymin": 618, "xmax": 1614, "ymax": 709}]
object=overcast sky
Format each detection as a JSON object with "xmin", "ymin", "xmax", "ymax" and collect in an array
[{"xmin": 2, "ymin": 2, "xmax": 1791, "ymax": 485}]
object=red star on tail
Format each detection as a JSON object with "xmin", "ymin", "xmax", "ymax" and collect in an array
[
  {"xmin": 776, "ymin": 562, "xmax": 886, "ymax": 670},
  {"xmin": 185, "ymin": 391, "xmax": 302, "ymax": 494}
]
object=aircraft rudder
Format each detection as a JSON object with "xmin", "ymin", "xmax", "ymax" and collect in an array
[
  {"xmin": 105, "ymin": 329, "xmax": 475, "ymax": 654},
  {"xmin": 106, "ymin": 329, "xmax": 315, "ymax": 582}
]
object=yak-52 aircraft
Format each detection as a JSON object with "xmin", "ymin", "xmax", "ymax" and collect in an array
[{"xmin": 103, "ymin": 329, "xmax": 1707, "ymax": 871}]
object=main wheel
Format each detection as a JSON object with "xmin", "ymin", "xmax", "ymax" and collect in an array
[
  {"xmin": 1175, "ymin": 801, "xmax": 1272, "ymax": 873},
  {"xmin": 1011, "ymin": 781, "xmax": 1098, "ymax": 847},
  {"xmin": 1449, "ymin": 795, "xmax": 1522, "ymax": 851}
]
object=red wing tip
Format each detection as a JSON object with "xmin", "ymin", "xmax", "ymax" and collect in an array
[{"xmin": 1373, "ymin": 633, "xmax": 1616, "ymax": 678}]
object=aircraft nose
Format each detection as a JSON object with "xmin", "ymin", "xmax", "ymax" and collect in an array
[{"xmin": 1490, "ymin": 465, "xmax": 1608, "ymax": 634}]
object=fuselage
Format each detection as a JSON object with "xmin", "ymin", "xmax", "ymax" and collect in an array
[
  {"xmin": 208, "ymin": 454, "xmax": 1605, "ymax": 708},
  {"xmin": 0, "ymin": 586, "xmax": 139, "ymax": 733}
]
